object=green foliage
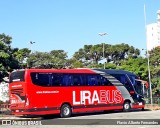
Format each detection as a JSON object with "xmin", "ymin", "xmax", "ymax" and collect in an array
[
  {"xmin": 72, "ymin": 60, "xmax": 84, "ymax": 68},
  {"xmin": 12, "ymin": 48, "xmax": 31, "ymax": 68},
  {"xmin": 73, "ymin": 43, "xmax": 140, "ymax": 65},
  {"xmin": 0, "ymin": 34, "xmax": 20, "ymax": 82},
  {"xmin": 151, "ymin": 78, "xmax": 160, "ymax": 96},
  {"xmin": 148, "ymin": 47, "xmax": 160, "ymax": 96},
  {"xmin": 0, "ymin": 51, "xmax": 10, "ymax": 58},
  {"xmin": 117, "ymin": 58, "xmax": 148, "ymax": 80},
  {"xmin": 14, "ymin": 48, "xmax": 31, "ymax": 62},
  {"xmin": 105, "ymin": 63, "xmax": 117, "ymax": 69},
  {"xmin": 27, "ymin": 50, "xmax": 68, "ymax": 69},
  {"xmin": 149, "ymin": 47, "xmax": 160, "ymax": 67},
  {"xmin": 0, "ymin": 33, "xmax": 12, "ymax": 45},
  {"xmin": 88, "ymin": 63, "xmax": 117, "ymax": 69}
]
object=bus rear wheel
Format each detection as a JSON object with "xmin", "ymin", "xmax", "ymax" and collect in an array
[
  {"xmin": 123, "ymin": 101, "xmax": 131, "ymax": 112},
  {"xmin": 60, "ymin": 104, "xmax": 72, "ymax": 118}
]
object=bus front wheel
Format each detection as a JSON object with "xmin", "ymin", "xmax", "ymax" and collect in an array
[
  {"xmin": 60, "ymin": 104, "xmax": 72, "ymax": 118},
  {"xmin": 123, "ymin": 101, "xmax": 131, "ymax": 112}
]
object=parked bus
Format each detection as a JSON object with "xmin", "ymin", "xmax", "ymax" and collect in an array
[{"xmin": 9, "ymin": 68, "xmax": 148, "ymax": 118}]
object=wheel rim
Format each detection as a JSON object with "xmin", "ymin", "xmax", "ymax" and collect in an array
[
  {"xmin": 63, "ymin": 107, "xmax": 70, "ymax": 115},
  {"xmin": 124, "ymin": 103, "xmax": 130, "ymax": 110}
]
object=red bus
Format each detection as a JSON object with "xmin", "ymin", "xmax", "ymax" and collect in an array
[{"xmin": 9, "ymin": 68, "xmax": 148, "ymax": 118}]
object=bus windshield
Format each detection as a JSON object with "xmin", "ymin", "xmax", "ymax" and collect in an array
[
  {"xmin": 110, "ymin": 73, "xmax": 148, "ymax": 96},
  {"xmin": 134, "ymin": 80, "xmax": 143, "ymax": 95},
  {"xmin": 134, "ymin": 79, "xmax": 149, "ymax": 97},
  {"xmin": 9, "ymin": 70, "xmax": 25, "ymax": 83},
  {"xmin": 127, "ymin": 75, "xmax": 147, "ymax": 96}
]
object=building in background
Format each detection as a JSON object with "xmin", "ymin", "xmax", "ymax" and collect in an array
[{"xmin": 146, "ymin": 9, "xmax": 160, "ymax": 51}]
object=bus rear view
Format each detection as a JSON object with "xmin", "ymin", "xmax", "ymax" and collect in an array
[{"xmin": 9, "ymin": 70, "xmax": 28, "ymax": 115}]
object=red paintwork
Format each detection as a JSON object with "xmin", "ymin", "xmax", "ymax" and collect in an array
[{"xmin": 9, "ymin": 69, "xmax": 144, "ymax": 116}]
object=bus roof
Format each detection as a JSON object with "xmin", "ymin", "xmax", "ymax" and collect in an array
[
  {"xmin": 13, "ymin": 68, "xmax": 138, "ymax": 77},
  {"xmin": 93, "ymin": 69, "xmax": 138, "ymax": 77},
  {"xmin": 22, "ymin": 68, "xmax": 96, "ymax": 74}
]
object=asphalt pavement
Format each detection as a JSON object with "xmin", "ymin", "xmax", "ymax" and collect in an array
[{"xmin": 0, "ymin": 110, "xmax": 160, "ymax": 128}]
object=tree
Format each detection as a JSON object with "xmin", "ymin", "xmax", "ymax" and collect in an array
[
  {"xmin": 27, "ymin": 50, "xmax": 68, "ymax": 69},
  {"xmin": 148, "ymin": 47, "xmax": 160, "ymax": 96},
  {"xmin": 0, "ymin": 33, "xmax": 20, "ymax": 82},
  {"xmin": 13, "ymin": 48, "xmax": 31, "ymax": 68},
  {"xmin": 71, "ymin": 59, "xmax": 84, "ymax": 68},
  {"xmin": 73, "ymin": 43, "xmax": 140, "ymax": 67},
  {"xmin": 151, "ymin": 78, "xmax": 160, "ymax": 96},
  {"xmin": 149, "ymin": 47, "xmax": 160, "ymax": 66},
  {"xmin": 117, "ymin": 57, "xmax": 148, "ymax": 80}
]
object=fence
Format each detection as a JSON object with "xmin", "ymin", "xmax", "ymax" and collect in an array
[{"xmin": 144, "ymin": 97, "xmax": 160, "ymax": 106}]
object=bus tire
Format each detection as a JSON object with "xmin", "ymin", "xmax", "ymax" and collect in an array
[
  {"xmin": 123, "ymin": 101, "xmax": 131, "ymax": 112},
  {"xmin": 60, "ymin": 104, "xmax": 72, "ymax": 118}
]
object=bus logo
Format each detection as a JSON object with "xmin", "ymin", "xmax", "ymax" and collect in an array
[{"xmin": 73, "ymin": 90, "xmax": 122, "ymax": 105}]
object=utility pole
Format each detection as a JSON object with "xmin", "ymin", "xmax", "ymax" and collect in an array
[
  {"xmin": 98, "ymin": 32, "xmax": 107, "ymax": 69},
  {"xmin": 144, "ymin": 4, "xmax": 153, "ymax": 105}
]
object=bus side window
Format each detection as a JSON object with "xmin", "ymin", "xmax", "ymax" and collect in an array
[
  {"xmin": 120, "ymin": 75, "xmax": 134, "ymax": 91},
  {"xmin": 87, "ymin": 75, "xmax": 98, "ymax": 86},
  {"xmin": 101, "ymin": 77, "xmax": 112, "ymax": 86},
  {"xmin": 81, "ymin": 75, "xmax": 87, "ymax": 86},
  {"xmin": 31, "ymin": 73, "xmax": 50, "ymax": 86},
  {"xmin": 101, "ymin": 77, "xmax": 107, "ymax": 85},
  {"xmin": 68, "ymin": 75, "xmax": 73, "ymax": 86},
  {"xmin": 63, "ymin": 74, "xmax": 85, "ymax": 86},
  {"xmin": 52, "ymin": 74, "xmax": 63, "ymax": 86},
  {"xmin": 62, "ymin": 74, "xmax": 69, "ymax": 86},
  {"xmin": 97, "ymin": 75, "xmax": 102, "ymax": 85},
  {"xmin": 62, "ymin": 74, "xmax": 81, "ymax": 86},
  {"xmin": 73, "ymin": 75, "xmax": 82, "ymax": 86},
  {"xmin": 120, "ymin": 76, "xmax": 126, "ymax": 85},
  {"xmin": 111, "ymin": 74, "xmax": 131, "ymax": 88}
]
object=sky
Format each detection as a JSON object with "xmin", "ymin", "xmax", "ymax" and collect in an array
[{"xmin": 0, "ymin": 0, "xmax": 160, "ymax": 58}]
